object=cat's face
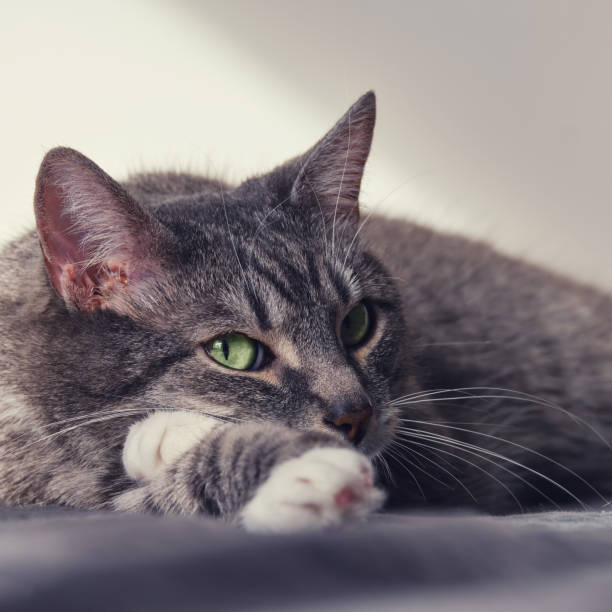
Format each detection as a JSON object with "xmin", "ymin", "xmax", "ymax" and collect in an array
[
  {"xmin": 137, "ymin": 190, "xmax": 404, "ymax": 456},
  {"xmin": 33, "ymin": 92, "xmax": 407, "ymax": 457}
]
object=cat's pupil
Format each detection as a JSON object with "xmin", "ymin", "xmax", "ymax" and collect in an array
[{"xmin": 206, "ymin": 333, "xmax": 259, "ymax": 371}]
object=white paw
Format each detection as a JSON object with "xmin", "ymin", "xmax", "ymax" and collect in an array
[
  {"xmin": 122, "ymin": 410, "xmax": 221, "ymax": 481},
  {"xmin": 241, "ymin": 447, "xmax": 385, "ymax": 533}
]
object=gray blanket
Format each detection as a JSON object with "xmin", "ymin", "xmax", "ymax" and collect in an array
[{"xmin": 1, "ymin": 507, "xmax": 612, "ymax": 611}]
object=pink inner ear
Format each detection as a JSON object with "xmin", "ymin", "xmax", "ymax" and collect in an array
[
  {"xmin": 34, "ymin": 147, "xmax": 168, "ymax": 315},
  {"xmin": 38, "ymin": 182, "xmax": 93, "ymax": 298}
]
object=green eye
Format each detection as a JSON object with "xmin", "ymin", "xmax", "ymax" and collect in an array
[
  {"xmin": 205, "ymin": 333, "xmax": 261, "ymax": 370},
  {"xmin": 340, "ymin": 302, "xmax": 371, "ymax": 348}
]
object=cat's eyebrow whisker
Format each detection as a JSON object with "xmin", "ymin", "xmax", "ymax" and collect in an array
[
  {"xmin": 387, "ymin": 439, "xmax": 476, "ymax": 501},
  {"xmin": 245, "ymin": 194, "xmax": 292, "ymax": 268},
  {"xmin": 396, "ymin": 418, "xmax": 609, "ymax": 504},
  {"xmin": 303, "ymin": 176, "xmax": 329, "ymax": 259},
  {"xmin": 341, "ymin": 176, "xmax": 418, "ymax": 270},
  {"xmin": 388, "ymin": 386, "xmax": 612, "ymax": 452},
  {"xmin": 341, "ymin": 201, "xmax": 379, "ymax": 270},
  {"xmin": 219, "ymin": 188, "xmax": 255, "ymax": 296},
  {"xmin": 395, "ymin": 427, "xmax": 588, "ymax": 509}
]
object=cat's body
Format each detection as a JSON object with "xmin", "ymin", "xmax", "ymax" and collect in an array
[{"xmin": 1, "ymin": 92, "xmax": 611, "ymax": 530}]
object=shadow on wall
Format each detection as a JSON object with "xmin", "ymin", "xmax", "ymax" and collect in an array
[{"xmin": 2, "ymin": 0, "xmax": 611, "ymax": 289}]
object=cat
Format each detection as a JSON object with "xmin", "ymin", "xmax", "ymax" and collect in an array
[{"xmin": 1, "ymin": 91, "xmax": 611, "ymax": 532}]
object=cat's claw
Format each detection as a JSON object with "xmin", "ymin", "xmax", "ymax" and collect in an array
[{"xmin": 240, "ymin": 447, "xmax": 385, "ymax": 533}]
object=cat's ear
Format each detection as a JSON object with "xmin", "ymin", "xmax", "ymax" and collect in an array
[
  {"xmin": 34, "ymin": 147, "xmax": 170, "ymax": 315},
  {"xmin": 291, "ymin": 91, "xmax": 375, "ymax": 221}
]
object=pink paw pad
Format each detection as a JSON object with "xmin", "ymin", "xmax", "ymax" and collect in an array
[{"xmin": 334, "ymin": 486, "xmax": 360, "ymax": 508}]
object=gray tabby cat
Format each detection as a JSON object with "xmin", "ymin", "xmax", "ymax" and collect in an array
[{"xmin": 1, "ymin": 91, "xmax": 611, "ymax": 531}]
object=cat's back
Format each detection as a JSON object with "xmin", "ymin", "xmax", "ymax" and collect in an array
[
  {"xmin": 363, "ymin": 213, "xmax": 612, "ymax": 316},
  {"xmin": 363, "ymin": 214, "xmax": 612, "ymax": 406}
]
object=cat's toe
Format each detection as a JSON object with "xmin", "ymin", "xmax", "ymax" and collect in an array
[{"xmin": 240, "ymin": 447, "xmax": 385, "ymax": 533}]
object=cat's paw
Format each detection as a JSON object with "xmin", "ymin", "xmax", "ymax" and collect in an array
[
  {"xmin": 240, "ymin": 447, "xmax": 384, "ymax": 533},
  {"xmin": 122, "ymin": 411, "xmax": 221, "ymax": 481}
]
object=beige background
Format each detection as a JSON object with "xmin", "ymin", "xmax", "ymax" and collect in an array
[{"xmin": 1, "ymin": 1, "xmax": 611, "ymax": 288}]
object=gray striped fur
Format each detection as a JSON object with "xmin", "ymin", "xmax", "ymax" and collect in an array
[{"xmin": 1, "ymin": 91, "xmax": 612, "ymax": 521}]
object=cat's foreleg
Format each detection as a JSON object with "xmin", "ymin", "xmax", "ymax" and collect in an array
[{"xmin": 114, "ymin": 411, "xmax": 384, "ymax": 532}]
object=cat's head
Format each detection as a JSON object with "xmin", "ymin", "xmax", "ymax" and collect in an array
[{"xmin": 33, "ymin": 92, "xmax": 410, "ymax": 457}]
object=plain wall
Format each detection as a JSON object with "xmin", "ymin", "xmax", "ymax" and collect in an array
[{"xmin": 2, "ymin": 0, "xmax": 611, "ymax": 288}]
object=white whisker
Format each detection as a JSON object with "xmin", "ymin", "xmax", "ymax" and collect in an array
[
  {"xmin": 388, "ymin": 385, "xmax": 612, "ymax": 452},
  {"xmin": 388, "ymin": 439, "xmax": 476, "ymax": 501},
  {"xmin": 246, "ymin": 194, "xmax": 292, "ymax": 268},
  {"xmin": 374, "ymin": 452, "xmax": 395, "ymax": 486},
  {"xmin": 341, "ymin": 176, "xmax": 418, "ymax": 269},
  {"xmin": 388, "ymin": 440, "xmax": 452, "ymax": 491},
  {"xmin": 396, "ymin": 427, "xmax": 585, "ymax": 509},
  {"xmin": 401, "ymin": 436, "xmax": 525, "ymax": 511},
  {"xmin": 400, "ymin": 430, "xmax": 560, "ymax": 511},
  {"xmin": 303, "ymin": 175, "xmax": 329, "ymax": 259},
  {"xmin": 397, "ymin": 418, "xmax": 608, "ymax": 504},
  {"xmin": 220, "ymin": 188, "xmax": 255, "ymax": 295},
  {"xmin": 383, "ymin": 444, "xmax": 427, "ymax": 500}
]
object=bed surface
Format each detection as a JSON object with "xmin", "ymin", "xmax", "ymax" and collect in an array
[{"xmin": 2, "ymin": 507, "xmax": 612, "ymax": 611}]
